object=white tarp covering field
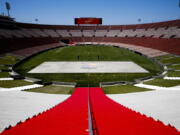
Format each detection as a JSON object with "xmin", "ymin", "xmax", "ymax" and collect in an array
[
  {"xmin": 107, "ymin": 90, "xmax": 180, "ymax": 131},
  {"xmin": 28, "ymin": 61, "xmax": 149, "ymax": 73},
  {"xmin": 0, "ymin": 91, "xmax": 70, "ymax": 132}
]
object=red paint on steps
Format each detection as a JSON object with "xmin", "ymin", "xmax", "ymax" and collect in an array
[
  {"xmin": 89, "ymin": 87, "xmax": 180, "ymax": 135},
  {"xmin": 1, "ymin": 87, "xmax": 180, "ymax": 135},
  {"xmin": 1, "ymin": 88, "xmax": 89, "ymax": 135}
]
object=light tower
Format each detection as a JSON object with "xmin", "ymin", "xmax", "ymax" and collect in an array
[
  {"xmin": 5, "ymin": 1, "xmax": 11, "ymax": 17},
  {"xmin": 179, "ymin": 0, "xmax": 180, "ymax": 19}
]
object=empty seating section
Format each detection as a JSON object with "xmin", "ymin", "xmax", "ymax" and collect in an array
[
  {"xmin": 43, "ymin": 29, "xmax": 59, "ymax": 37},
  {"xmin": 69, "ymin": 30, "xmax": 82, "ymax": 37},
  {"xmin": 1, "ymin": 20, "xmax": 180, "ymax": 39},
  {"xmin": 0, "ymin": 25, "xmax": 180, "ymax": 39},
  {"xmin": 82, "ymin": 30, "xmax": 94, "ymax": 37},
  {"xmin": 144, "ymin": 28, "xmax": 155, "ymax": 37},
  {"xmin": 153, "ymin": 28, "xmax": 166, "ymax": 38},
  {"xmin": 0, "ymin": 29, "xmax": 13, "ymax": 38},
  {"xmin": 117, "ymin": 30, "xmax": 126, "ymax": 37},
  {"xmin": 119, "ymin": 29, "xmax": 136, "ymax": 37},
  {"xmin": 131, "ymin": 28, "xmax": 167, "ymax": 38},
  {"xmin": 31, "ymin": 29, "xmax": 49, "ymax": 37},
  {"xmin": 0, "ymin": 29, "xmax": 27, "ymax": 38},
  {"xmin": 11, "ymin": 43, "xmax": 61, "ymax": 56},
  {"xmin": 20, "ymin": 29, "xmax": 34, "ymax": 37},
  {"xmin": 0, "ymin": 37, "xmax": 60, "ymax": 55},
  {"xmin": 13, "ymin": 30, "xmax": 32, "ymax": 38},
  {"xmin": 77, "ymin": 41, "xmax": 168, "ymax": 57},
  {"xmin": 73, "ymin": 36, "xmax": 180, "ymax": 55},
  {"xmin": 173, "ymin": 27, "xmax": 180, "ymax": 38},
  {"xmin": 134, "ymin": 29, "xmax": 146, "ymax": 37},
  {"xmin": 5, "ymin": 30, "xmax": 24, "ymax": 38},
  {"xmin": 21, "ymin": 29, "xmax": 40, "ymax": 37},
  {"xmin": 106, "ymin": 30, "xmax": 120, "ymax": 37},
  {"xmin": 95, "ymin": 30, "xmax": 107, "ymax": 37},
  {"xmin": 0, "ymin": 19, "xmax": 180, "ymax": 55},
  {"xmin": 162, "ymin": 27, "xmax": 176, "ymax": 38},
  {"xmin": 56, "ymin": 30, "xmax": 70, "ymax": 37}
]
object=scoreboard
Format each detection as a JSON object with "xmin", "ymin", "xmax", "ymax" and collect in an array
[{"xmin": 75, "ymin": 18, "xmax": 102, "ymax": 25}]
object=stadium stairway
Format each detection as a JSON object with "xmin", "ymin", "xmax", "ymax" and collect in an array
[
  {"xmin": 1, "ymin": 87, "xmax": 180, "ymax": 135},
  {"xmin": 89, "ymin": 87, "xmax": 180, "ymax": 135},
  {"xmin": 0, "ymin": 87, "xmax": 89, "ymax": 135}
]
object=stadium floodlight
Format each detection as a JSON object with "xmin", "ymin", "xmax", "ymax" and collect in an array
[
  {"xmin": 138, "ymin": 18, "xmax": 142, "ymax": 22},
  {"xmin": 0, "ymin": 0, "xmax": 4, "ymax": 15},
  {"xmin": 35, "ymin": 18, "xmax": 39, "ymax": 23},
  {"xmin": 5, "ymin": 2, "xmax": 11, "ymax": 16},
  {"xmin": 136, "ymin": 18, "xmax": 142, "ymax": 29}
]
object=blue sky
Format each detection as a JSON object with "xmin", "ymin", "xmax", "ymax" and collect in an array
[{"xmin": 0, "ymin": 0, "xmax": 180, "ymax": 25}]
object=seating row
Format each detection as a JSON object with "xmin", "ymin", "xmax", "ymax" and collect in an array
[{"xmin": 0, "ymin": 27, "xmax": 179, "ymax": 38}]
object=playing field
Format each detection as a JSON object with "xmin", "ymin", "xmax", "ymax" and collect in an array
[
  {"xmin": 29, "ymin": 61, "xmax": 148, "ymax": 73},
  {"xmin": 14, "ymin": 45, "xmax": 162, "ymax": 86}
]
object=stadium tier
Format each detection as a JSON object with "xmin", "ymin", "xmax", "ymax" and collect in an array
[{"xmin": 0, "ymin": 19, "xmax": 180, "ymax": 56}]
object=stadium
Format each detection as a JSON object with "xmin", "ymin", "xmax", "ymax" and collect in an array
[{"xmin": 0, "ymin": 0, "xmax": 180, "ymax": 134}]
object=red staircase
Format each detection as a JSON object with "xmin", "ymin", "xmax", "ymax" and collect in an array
[
  {"xmin": 89, "ymin": 87, "xmax": 180, "ymax": 135},
  {"xmin": 1, "ymin": 87, "xmax": 180, "ymax": 135},
  {"xmin": 0, "ymin": 88, "xmax": 89, "ymax": 135}
]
